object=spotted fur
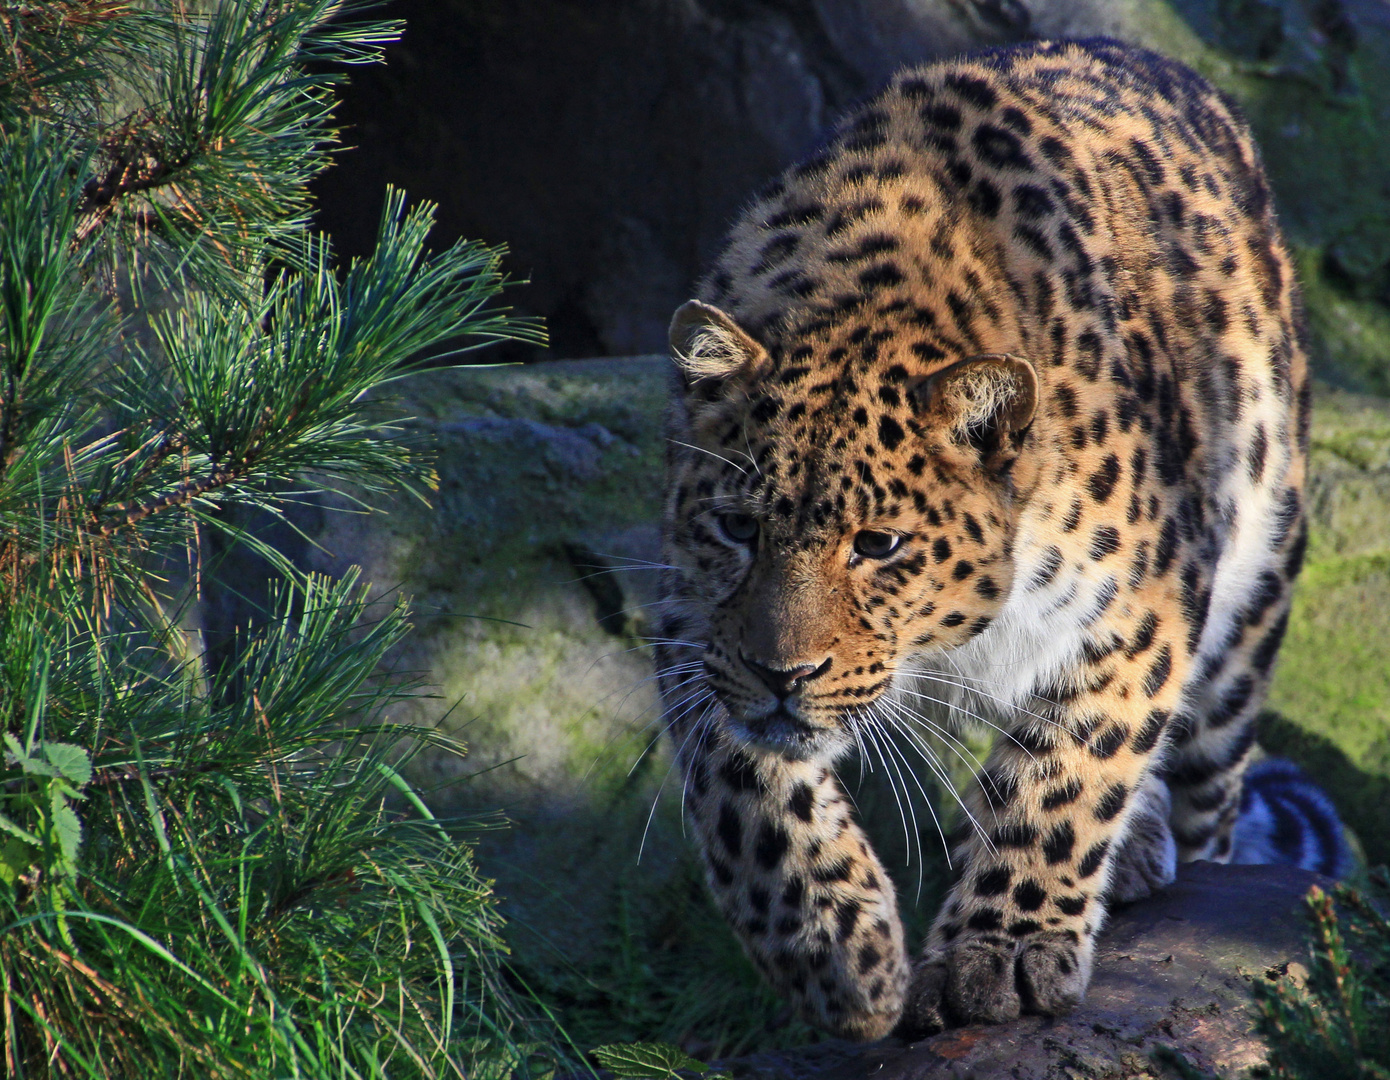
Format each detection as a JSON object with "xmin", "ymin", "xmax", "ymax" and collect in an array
[
  {"xmin": 656, "ymin": 39, "xmax": 1314, "ymax": 1040},
  {"xmin": 1230, "ymin": 757, "xmax": 1354, "ymax": 877}
]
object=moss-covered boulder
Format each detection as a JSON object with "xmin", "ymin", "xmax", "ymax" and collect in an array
[{"xmin": 294, "ymin": 357, "xmax": 672, "ymax": 810}]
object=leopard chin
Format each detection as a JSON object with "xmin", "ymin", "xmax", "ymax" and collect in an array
[{"xmin": 714, "ymin": 698, "xmax": 855, "ymax": 761}]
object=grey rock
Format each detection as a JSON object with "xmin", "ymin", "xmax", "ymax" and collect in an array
[{"xmin": 718, "ymin": 862, "xmax": 1326, "ymax": 1079}]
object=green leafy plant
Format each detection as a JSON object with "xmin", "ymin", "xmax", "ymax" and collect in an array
[
  {"xmin": 0, "ymin": 735, "xmax": 91, "ymax": 893},
  {"xmin": 0, "ymin": 2, "xmax": 559, "ymax": 1077},
  {"xmin": 592, "ymin": 1041, "xmax": 724, "ymax": 1079},
  {"xmin": 1253, "ymin": 869, "xmax": 1390, "ymax": 1080}
]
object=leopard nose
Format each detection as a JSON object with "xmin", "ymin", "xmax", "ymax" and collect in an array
[{"xmin": 740, "ymin": 654, "xmax": 832, "ymax": 700}]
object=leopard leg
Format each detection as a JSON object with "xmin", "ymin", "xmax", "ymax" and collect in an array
[
  {"xmin": 1166, "ymin": 514, "xmax": 1304, "ymax": 864},
  {"xmin": 1104, "ymin": 768, "xmax": 1176, "ymax": 904},
  {"xmin": 675, "ymin": 724, "xmax": 909, "ymax": 1039},
  {"xmin": 898, "ymin": 630, "xmax": 1183, "ymax": 1036}
]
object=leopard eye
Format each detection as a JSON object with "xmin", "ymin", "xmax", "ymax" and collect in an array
[
  {"xmin": 718, "ymin": 512, "xmax": 759, "ymax": 545},
  {"xmin": 853, "ymin": 530, "xmax": 901, "ymax": 559}
]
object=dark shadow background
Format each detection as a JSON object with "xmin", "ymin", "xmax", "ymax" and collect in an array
[{"xmin": 312, "ymin": 0, "xmax": 1390, "ymax": 382}]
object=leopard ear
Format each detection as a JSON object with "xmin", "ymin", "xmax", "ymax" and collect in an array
[
  {"xmin": 909, "ymin": 354, "xmax": 1039, "ymax": 465},
  {"xmin": 669, "ymin": 300, "xmax": 769, "ymax": 387}
]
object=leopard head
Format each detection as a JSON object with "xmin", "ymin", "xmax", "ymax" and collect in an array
[{"xmin": 663, "ymin": 300, "xmax": 1042, "ymax": 761}]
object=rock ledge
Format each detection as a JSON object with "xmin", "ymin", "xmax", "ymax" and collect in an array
[{"xmin": 722, "ymin": 861, "xmax": 1320, "ymax": 1079}]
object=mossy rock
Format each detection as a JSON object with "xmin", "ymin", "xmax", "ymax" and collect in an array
[{"xmin": 294, "ymin": 357, "xmax": 672, "ymax": 811}]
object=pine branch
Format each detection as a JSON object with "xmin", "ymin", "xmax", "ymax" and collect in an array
[
  {"xmin": 0, "ymin": 4, "xmax": 566, "ymax": 1074},
  {"xmin": 75, "ymin": 124, "xmax": 189, "ymax": 240},
  {"xmin": 93, "ymin": 459, "xmax": 245, "ymax": 537},
  {"xmin": 113, "ymin": 429, "xmax": 189, "ymax": 498},
  {"xmin": 0, "ymin": 2, "xmax": 134, "ymax": 124},
  {"xmin": 0, "ymin": 366, "xmax": 21, "ymax": 480},
  {"xmin": 0, "ymin": 2, "xmax": 126, "ymax": 26},
  {"xmin": 89, "ymin": 762, "xmax": 218, "ymax": 787}
]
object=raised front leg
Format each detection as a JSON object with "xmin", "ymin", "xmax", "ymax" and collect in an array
[
  {"xmin": 678, "ymin": 732, "xmax": 909, "ymax": 1039},
  {"xmin": 898, "ymin": 651, "xmax": 1181, "ymax": 1036}
]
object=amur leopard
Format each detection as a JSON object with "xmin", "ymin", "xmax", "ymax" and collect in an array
[{"xmin": 654, "ymin": 38, "xmax": 1349, "ymax": 1041}]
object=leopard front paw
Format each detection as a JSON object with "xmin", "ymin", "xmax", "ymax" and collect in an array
[
  {"xmin": 1105, "ymin": 771, "xmax": 1177, "ymax": 904},
  {"xmin": 1016, "ymin": 931, "xmax": 1087, "ymax": 1015},
  {"xmin": 896, "ymin": 940, "xmax": 1019, "ymax": 1036},
  {"xmin": 895, "ymin": 931, "xmax": 1088, "ymax": 1038}
]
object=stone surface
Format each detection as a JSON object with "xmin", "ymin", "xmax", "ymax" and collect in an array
[
  {"xmin": 314, "ymin": 0, "xmax": 1390, "ymax": 393},
  {"xmin": 718, "ymin": 862, "xmax": 1327, "ymax": 1080},
  {"xmin": 261, "ymin": 357, "xmax": 672, "ymax": 809}
]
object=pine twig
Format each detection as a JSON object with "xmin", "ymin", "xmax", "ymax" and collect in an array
[{"xmin": 93, "ymin": 459, "xmax": 247, "ymax": 537}]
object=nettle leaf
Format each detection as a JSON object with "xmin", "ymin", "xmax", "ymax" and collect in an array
[
  {"xmin": 0, "ymin": 813, "xmax": 40, "ymax": 846},
  {"xmin": 591, "ymin": 1042, "xmax": 717, "ymax": 1079},
  {"xmin": 3, "ymin": 733, "xmax": 32, "ymax": 769},
  {"xmin": 42, "ymin": 742, "xmax": 92, "ymax": 788},
  {"xmin": 3, "ymin": 734, "xmax": 61, "ymax": 779},
  {"xmin": 48, "ymin": 793, "xmax": 83, "ymax": 869}
]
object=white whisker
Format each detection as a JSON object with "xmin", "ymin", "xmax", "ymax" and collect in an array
[
  {"xmin": 882, "ymin": 688, "xmax": 993, "ymax": 782},
  {"xmin": 931, "ymin": 654, "xmax": 1067, "ymax": 713},
  {"xmin": 639, "ymin": 697, "xmax": 717, "ymax": 862},
  {"xmin": 864, "ymin": 709, "xmax": 928, "ymax": 888},
  {"xmin": 577, "ymin": 659, "xmax": 711, "ymax": 786},
  {"xmin": 668, "ymin": 438, "xmax": 751, "ymax": 474},
  {"xmin": 877, "ymin": 701, "xmax": 996, "ymax": 858},
  {"xmin": 591, "ymin": 662, "xmax": 704, "ymax": 704},
  {"xmin": 892, "ymin": 684, "xmax": 1043, "ymax": 763},
  {"xmin": 742, "ymin": 431, "xmax": 764, "ymax": 480},
  {"xmin": 560, "ymin": 565, "xmax": 681, "ymax": 586},
  {"xmin": 579, "ymin": 554, "xmax": 681, "ymax": 571},
  {"xmin": 846, "ymin": 710, "xmax": 873, "ymax": 784},
  {"xmin": 859, "ymin": 722, "xmax": 914, "ymax": 871},
  {"xmin": 866, "ymin": 706, "xmax": 944, "ymax": 890},
  {"xmin": 910, "ymin": 671, "xmax": 1066, "ymax": 729},
  {"xmin": 871, "ymin": 699, "xmax": 967, "ymax": 804}
]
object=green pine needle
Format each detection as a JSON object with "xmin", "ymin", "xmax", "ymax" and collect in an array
[{"xmin": 0, "ymin": 3, "xmax": 563, "ymax": 1077}]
